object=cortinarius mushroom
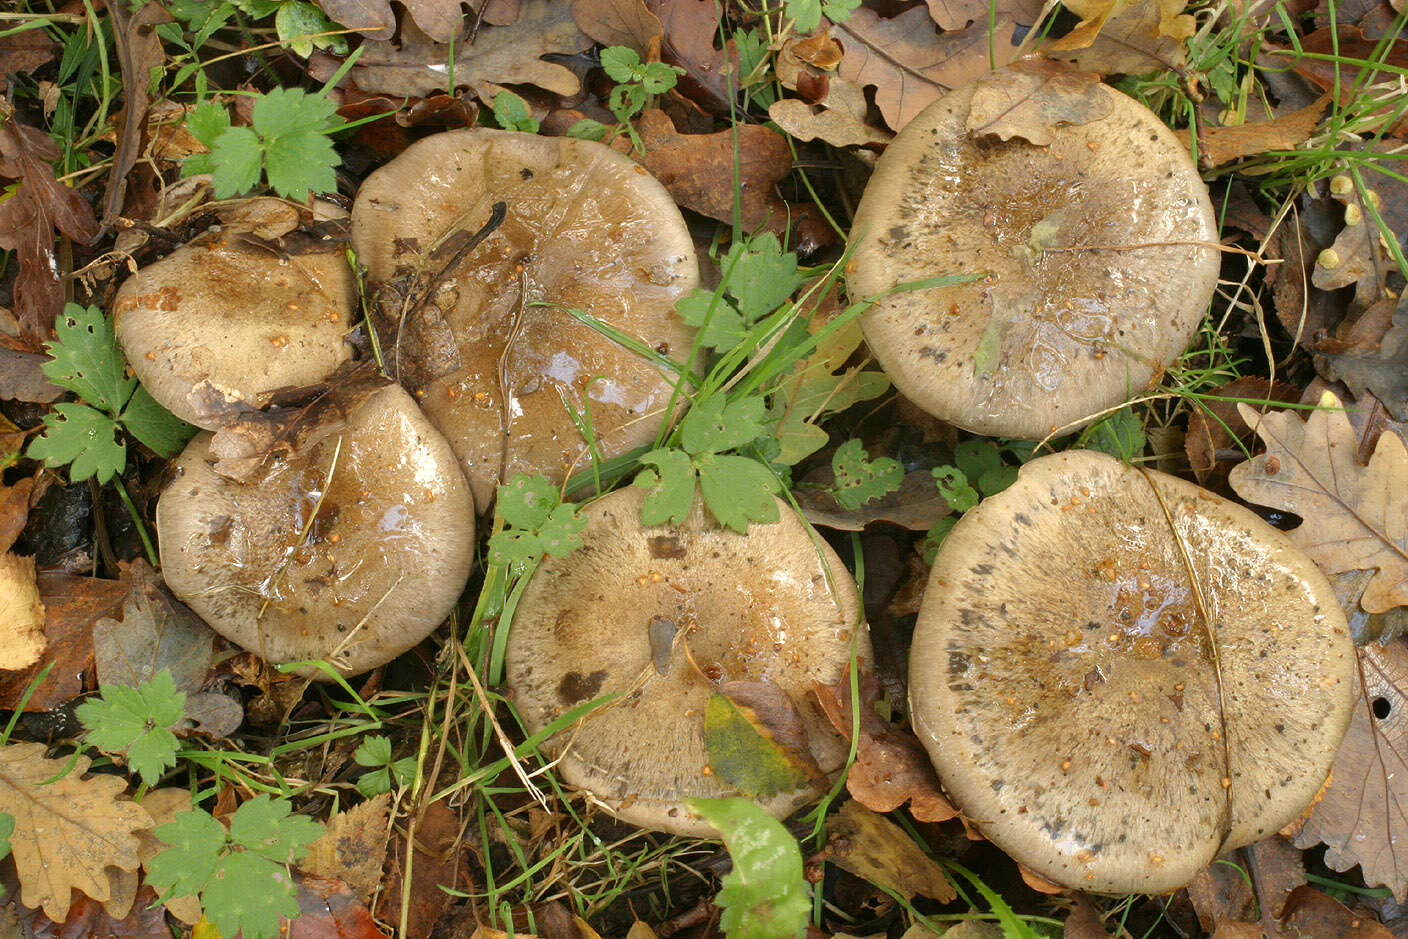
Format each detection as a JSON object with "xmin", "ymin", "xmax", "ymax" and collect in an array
[
  {"xmin": 847, "ymin": 59, "xmax": 1220, "ymax": 439},
  {"xmin": 909, "ymin": 450, "xmax": 1354, "ymax": 893},
  {"xmin": 504, "ymin": 486, "xmax": 865, "ymax": 836},
  {"xmin": 114, "ymin": 227, "xmax": 355, "ymax": 429},
  {"xmin": 350, "ymin": 129, "xmax": 699, "ymax": 509},
  {"xmin": 157, "ymin": 383, "xmax": 474, "ymax": 676}
]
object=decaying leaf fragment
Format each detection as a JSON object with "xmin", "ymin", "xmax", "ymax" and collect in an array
[
  {"xmin": 1291, "ymin": 641, "xmax": 1408, "ymax": 903},
  {"xmin": 813, "ymin": 672, "xmax": 959, "ymax": 823},
  {"xmin": 1200, "ymin": 95, "xmax": 1330, "ymax": 168},
  {"xmin": 1229, "ymin": 390, "xmax": 1408, "ymax": 614},
  {"xmin": 0, "ymin": 553, "xmax": 44, "ymax": 671},
  {"xmin": 816, "ymin": 800, "xmax": 957, "ymax": 902},
  {"xmin": 964, "ymin": 57, "xmax": 1111, "ymax": 145},
  {"xmin": 1044, "ymin": 0, "xmax": 1194, "ymax": 76},
  {"xmin": 0, "ymin": 743, "xmax": 153, "ymax": 921}
]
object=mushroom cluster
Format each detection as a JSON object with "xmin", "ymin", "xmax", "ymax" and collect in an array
[
  {"xmin": 909, "ymin": 450, "xmax": 1354, "ymax": 894},
  {"xmin": 351, "ymin": 129, "xmax": 700, "ymax": 509},
  {"xmin": 158, "ymin": 383, "xmax": 475, "ymax": 676},
  {"xmin": 114, "ymin": 224, "xmax": 355, "ymax": 428},
  {"xmin": 504, "ymin": 486, "xmax": 866, "ymax": 836},
  {"xmin": 847, "ymin": 60, "xmax": 1220, "ymax": 439}
]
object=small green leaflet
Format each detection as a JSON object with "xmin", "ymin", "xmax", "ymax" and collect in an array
[
  {"xmin": 148, "ymin": 795, "xmax": 322, "ymax": 939},
  {"xmin": 703, "ymin": 694, "xmax": 807, "ymax": 798},
  {"xmin": 0, "ymin": 812, "xmax": 12, "ymax": 863},
  {"xmin": 785, "ymin": 0, "xmax": 861, "ymax": 31},
  {"xmin": 636, "ymin": 396, "xmax": 781, "ymax": 533},
  {"xmin": 687, "ymin": 798, "xmax": 811, "ymax": 939},
  {"xmin": 353, "ymin": 734, "xmax": 417, "ymax": 796},
  {"xmin": 675, "ymin": 235, "xmax": 809, "ymax": 353},
  {"xmin": 27, "ymin": 304, "xmax": 193, "ymax": 483},
  {"xmin": 487, "ymin": 474, "xmax": 587, "ymax": 568},
  {"xmin": 185, "ymin": 87, "xmax": 343, "ymax": 201},
  {"xmin": 831, "ymin": 439, "xmax": 902, "ymax": 510},
  {"xmin": 933, "ymin": 466, "xmax": 979, "ymax": 513},
  {"xmin": 598, "ymin": 46, "xmax": 682, "ymax": 124},
  {"xmin": 492, "ymin": 91, "xmax": 540, "ymax": 133},
  {"xmin": 954, "ymin": 439, "xmax": 1020, "ymax": 497},
  {"xmin": 1082, "ymin": 406, "xmax": 1147, "ymax": 462},
  {"xmin": 77, "ymin": 669, "xmax": 186, "ymax": 787}
]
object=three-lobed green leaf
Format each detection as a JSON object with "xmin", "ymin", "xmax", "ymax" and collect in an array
[
  {"xmin": 830, "ymin": 439, "xmax": 902, "ymax": 510},
  {"xmin": 148, "ymin": 794, "xmax": 322, "ymax": 939},
  {"xmin": 687, "ymin": 798, "xmax": 811, "ymax": 939},
  {"xmin": 185, "ymin": 87, "xmax": 342, "ymax": 201},
  {"xmin": 487, "ymin": 474, "xmax": 587, "ymax": 568}
]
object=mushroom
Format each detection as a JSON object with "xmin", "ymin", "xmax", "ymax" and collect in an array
[
  {"xmin": 503, "ymin": 486, "xmax": 865, "ymax": 836},
  {"xmin": 157, "ymin": 383, "xmax": 474, "ymax": 676},
  {"xmin": 350, "ymin": 128, "xmax": 699, "ymax": 509},
  {"xmin": 908, "ymin": 449, "xmax": 1354, "ymax": 894},
  {"xmin": 847, "ymin": 59, "xmax": 1220, "ymax": 439},
  {"xmin": 113, "ymin": 226, "xmax": 356, "ymax": 429}
]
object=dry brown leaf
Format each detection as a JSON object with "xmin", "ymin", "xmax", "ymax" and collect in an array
[
  {"xmin": 1202, "ymin": 95, "xmax": 1331, "ymax": 168},
  {"xmin": 818, "ymin": 801, "xmax": 956, "ymax": 902},
  {"xmin": 1278, "ymin": 884, "xmax": 1394, "ymax": 937},
  {"xmin": 1291, "ymin": 641, "xmax": 1408, "ymax": 902},
  {"xmin": 1211, "ymin": 920, "xmax": 1264, "ymax": 939},
  {"xmin": 0, "ymin": 553, "xmax": 44, "ymax": 671},
  {"xmin": 316, "ymin": 0, "xmax": 517, "ymax": 43},
  {"xmin": 964, "ymin": 56, "xmax": 1111, "ymax": 145},
  {"xmin": 813, "ymin": 672, "xmax": 959, "ymax": 823},
  {"xmin": 102, "ymin": 1, "xmax": 170, "ymax": 227},
  {"xmin": 1044, "ymin": 0, "xmax": 1193, "ymax": 76},
  {"xmin": 1315, "ymin": 191, "xmax": 1390, "ymax": 310},
  {"xmin": 924, "ymin": 0, "xmax": 1046, "ymax": 30},
  {"xmin": 92, "ymin": 561, "xmax": 214, "ymax": 695},
  {"xmin": 0, "ymin": 573, "xmax": 126, "ymax": 711},
  {"xmin": 835, "ymin": 7, "xmax": 1022, "ymax": 132},
  {"xmin": 304, "ymin": 794, "xmax": 392, "ymax": 902},
  {"xmin": 0, "ymin": 115, "xmax": 100, "ymax": 342},
  {"xmin": 0, "ymin": 743, "xmax": 152, "ymax": 921},
  {"xmin": 649, "ymin": 0, "xmax": 739, "ymax": 114},
  {"xmin": 1272, "ymin": 28, "xmax": 1408, "ymax": 137},
  {"xmin": 769, "ymin": 78, "xmax": 892, "ymax": 148},
  {"xmin": 1065, "ymin": 893, "xmax": 1125, "ymax": 937},
  {"xmin": 1185, "ymin": 377, "xmax": 1301, "ymax": 482},
  {"xmin": 571, "ymin": 0, "xmax": 662, "ymax": 56},
  {"xmin": 376, "ymin": 800, "xmax": 471, "ymax": 936},
  {"xmin": 1229, "ymin": 390, "xmax": 1408, "ymax": 614},
  {"xmin": 288, "ymin": 871, "xmax": 392, "ymax": 939},
  {"xmin": 349, "ymin": 0, "xmax": 591, "ymax": 102},
  {"xmin": 796, "ymin": 468, "xmax": 951, "ymax": 532},
  {"xmin": 0, "ymin": 478, "xmax": 33, "ymax": 555},
  {"xmin": 1316, "ymin": 297, "xmax": 1408, "ymax": 423},
  {"xmin": 0, "ymin": 29, "xmax": 55, "ymax": 91}
]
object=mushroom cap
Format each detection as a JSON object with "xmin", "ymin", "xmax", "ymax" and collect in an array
[
  {"xmin": 909, "ymin": 450, "xmax": 1354, "ymax": 894},
  {"xmin": 156, "ymin": 384, "xmax": 475, "ymax": 676},
  {"xmin": 350, "ymin": 129, "xmax": 699, "ymax": 509},
  {"xmin": 504, "ymin": 486, "xmax": 866, "ymax": 837},
  {"xmin": 847, "ymin": 62, "xmax": 1220, "ymax": 439},
  {"xmin": 113, "ymin": 232, "xmax": 355, "ymax": 429}
]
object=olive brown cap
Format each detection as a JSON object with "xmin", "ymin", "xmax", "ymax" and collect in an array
[
  {"xmin": 157, "ymin": 384, "xmax": 474, "ymax": 676},
  {"xmin": 113, "ymin": 231, "xmax": 355, "ymax": 429},
  {"xmin": 504, "ymin": 486, "xmax": 866, "ymax": 837},
  {"xmin": 350, "ymin": 129, "xmax": 699, "ymax": 509},
  {"xmin": 847, "ymin": 60, "xmax": 1220, "ymax": 439},
  {"xmin": 909, "ymin": 450, "xmax": 1354, "ymax": 894}
]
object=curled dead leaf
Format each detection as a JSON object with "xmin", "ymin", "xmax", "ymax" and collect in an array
[
  {"xmin": 1201, "ymin": 95, "xmax": 1330, "ymax": 168},
  {"xmin": 965, "ymin": 57, "xmax": 1111, "ymax": 146},
  {"xmin": 818, "ymin": 800, "xmax": 957, "ymax": 902}
]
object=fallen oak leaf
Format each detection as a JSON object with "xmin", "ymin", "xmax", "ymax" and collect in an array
[
  {"xmin": 0, "ymin": 572, "xmax": 126, "ymax": 711},
  {"xmin": 102, "ymin": 1, "xmax": 171, "ymax": 228},
  {"xmin": 1314, "ymin": 177, "xmax": 1390, "ymax": 308},
  {"xmin": 648, "ymin": 0, "xmax": 740, "ymax": 115},
  {"xmin": 1043, "ymin": 0, "xmax": 1193, "ymax": 76},
  {"xmin": 923, "ymin": 0, "xmax": 1046, "ymax": 31},
  {"xmin": 91, "ymin": 559, "xmax": 214, "ymax": 695},
  {"xmin": 302, "ymin": 794, "xmax": 392, "ymax": 903},
  {"xmin": 768, "ymin": 79, "xmax": 892, "ymax": 149},
  {"xmin": 287, "ymin": 871, "xmax": 391, "ymax": 939},
  {"xmin": 0, "ymin": 552, "xmax": 45, "ymax": 671},
  {"xmin": 1279, "ymin": 884, "xmax": 1395, "ymax": 937},
  {"xmin": 571, "ymin": 0, "xmax": 662, "ymax": 58},
  {"xmin": 812, "ymin": 671, "xmax": 959, "ymax": 823},
  {"xmin": 315, "ymin": 0, "xmax": 518, "ymax": 43},
  {"xmin": 0, "ymin": 742, "xmax": 153, "ymax": 922},
  {"xmin": 965, "ymin": 56, "xmax": 1112, "ymax": 146},
  {"xmin": 1290, "ymin": 641, "xmax": 1408, "ymax": 903},
  {"xmin": 1315, "ymin": 297, "xmax": 1408, "ymax": 423},
  {"xmin": 835, "ymin": 6, "xmax": 1024, "ymax": 132},
  {"xmin": 1229, "ymin": 390, "xmax": 1408, "ymax": 614}
]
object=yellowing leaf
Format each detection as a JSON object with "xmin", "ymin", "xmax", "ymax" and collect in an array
[
  {"xmin": 0, "ymin": 553, "xmax": 44, "ymax": 670},
  {"xmin": 1044, "ymin": 0, "xmax": 1193, "ymax": 75},
  {"xmin": 820, "ymin": 801, "xmax": 956, "ymax": 902},
  {"xmin": 0, "ymin": 742, "xmax": 152, "ymax": 921},
  {"xmin": 1229, "ymin": 391, "xmax": 1408, "ymax": 614}
]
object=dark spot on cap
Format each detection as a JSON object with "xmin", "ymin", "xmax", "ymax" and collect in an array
[
  {"xmin": 648, "ymin": 535, "xmax": 687, "ymax": 559},
  {"xmin": 558, "ymin": 669, "xmax": 608, "ymax": 705}
]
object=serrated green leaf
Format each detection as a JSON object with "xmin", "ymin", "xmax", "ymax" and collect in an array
[
  {"xmin": 0, "ymin": 812, "xmax": 12, "ymax": 862},
  {"xmin": 638, "ymin": 60, "xmax": 682, "ymax": 95},
  {"xmin": 486, "ymin": 528, "xmax": 544, "ymax": 568},
  {"xmin": 264, "ymin": 126, "xmax": 339, "ymax": 200},
  {"xmin": 1084, "ymin": 407, "xmax": 1146, "ymax": 462},
  {"xmin": 121, "ymin": 385, "xmax": 196, "ymax": 456},
  {"xmin": 204, "ymin": 850, "xmax": 301, "ymax": 939},
  {"xmin": 356, "ymin": 767, "xmax": 392, "ymax": 797},
  {"xmin": 210, "ymin": 125, "xmax": 263, "ymax": 198},
  {"xmin": 723, "ymin": 234, "xmax": 805, "ymax": 322},
  {"xmin": 497, "ymin": 474, "xmax": 560, "ymax": 531},
  {"xmin": 42, "ymin": 303, "xmax": 135, "ymax": 412},
  {"xmin": 539, "ymin": 503, "xmax": 587, "ymax": 557},
  {"xmin": 149, "ymin": 809, "xmax": 227, "ymax": 897},
  {"xmin": 274, "ymin": 0, "xmax": 347, "ymax": 57},
  {"xmin": 676, "ymin": 290, "xmax": 748, "ymax": 351},
  {"xmin": 933, "ymin": 466, "xmax": 979, "ymax": 513},
  {"xmin": 600, "ymin": 45, "xmax": 642, "ymax": 83},
  {"xmin": 186, "ymin": 100, "xmax": 232, "ymax": 149},
  {"xmin": 823, "ymin": 0, "xmax": 860, "ymax": 24},
  {"xmin": 354, "ymin": 734, "xmax": 393, "ymax": 767},
  {"xmin": 78, "ymin": 670, "xmax": 185, "ymax": 786},
  {"xmin": 637, "ymin": 448, "xmax": 696, "ymax": 527},
  {"xmin": 698, "ymin": 454, "xmax": 780, "ymax": 533},
  {"xmin": 954, "ymin": 439, "xmax": 1003, "ymax": 482},
  {"xmin": 251, "ymin": 86, "xmax": 338, "ymax": 139},
  {"xmin": 703, "ymin": 694, "xmax": 807, "ymax": 798},
  {"xmin": 228, "ymin": 794, "xmax": 321, "ymax": 863},
  {"xmin": 976, "ymin": 463, "xmax": 1018, "ymax": 497},
  {"xmin": 28, "ymin": 402, "xmax": 125, "ymax": 483},
  {"xmin": 831, "ymin": 439, "xmax": 903, "ymax": 510},
  {"xmin": 686, "ymin": 798, "xmax": 810, "ymax": 939},
  {"xmin": 680, "ymin": 396, "xmax": 767, "ymax": 456}
]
